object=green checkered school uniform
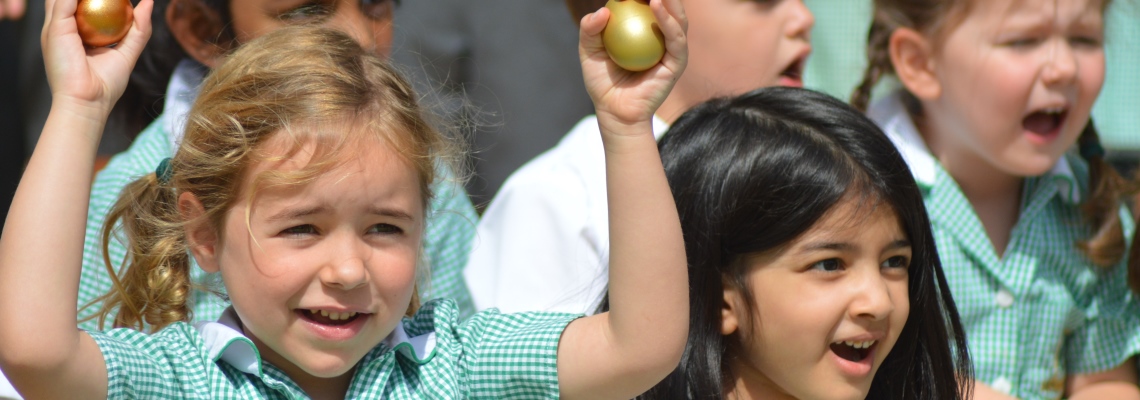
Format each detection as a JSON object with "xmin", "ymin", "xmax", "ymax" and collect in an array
[
  {"xmin": 78, "ymin": 62, "xmax": 479, "ymax": 328},
  {"xmin": 88, "ymin": 299, "xmax": 576, "ymax": 399},
  {"xmin": 871, "ymin": 93, "xmax": 1140, "ymax": 399}
]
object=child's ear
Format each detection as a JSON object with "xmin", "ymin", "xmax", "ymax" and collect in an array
[
  {"xmin": 721, "ymin": 286, "xmax": 742, "ymax": 336},
  {"xmin": 167, "ymin": 0, "xmax": 231, "ymax": 68},
  {"xmin": 889, "ymin": 27, "xmax": 941, "ymax": 101},
  {"xmin": 179, "ymin": 192, "xmax": 221, "ymax": 273}
]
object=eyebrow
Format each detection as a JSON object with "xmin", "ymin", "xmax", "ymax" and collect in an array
[
  {"xmin": 265, "ymin": 205, "xmax": 416, "ymax": 222},
  {"xmin": 800, "ymin": 239, "xmax": 911, "ymax": 253}
]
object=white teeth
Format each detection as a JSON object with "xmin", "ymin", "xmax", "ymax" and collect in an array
[
  {"xmin": 306, "ymin": 309, "xmax": 359, "ymax": 321},
  {"xmin": 838, "ymin": 340, "xmax": 876, "ymax": 349},
  {"xmin": 1042, "ymin": 107, "xmax": 1065, "ymax": 114}
]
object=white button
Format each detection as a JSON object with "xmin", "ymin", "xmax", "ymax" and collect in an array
[
  {"xmin": 996, "ymin": 289, "xmax": 1014, "ymax": 308},
  {"xmin": 992, "ymin": 377, "xmax": 1013, "ymax": 394}
]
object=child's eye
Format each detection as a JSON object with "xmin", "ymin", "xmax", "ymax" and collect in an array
[
  {"xmin": 367, "ymin": 223, "xmax": 403, "ymax": 235},
  {"xmin": 809, "ymin": 259, "xmax": 843, "ymax": 273},
  {"xmin": 281, "ymin": 2, "xmax": 333, "ymax": 21},
  {"xmin": 1005, "ymin": 38, "xmax": 1041, "ymax": 48},
  {"xmin": 361, "ymin": 0, "xmax": 395, "ymax": 20},
  {"xmin": 281, "ymin": 224, "xmax": 318, "ymax": 236},
  {"xmin": 881, "ymin": 255, "xmax": 910, "ymax": 270},
  {"xmin": 1069, "ymin": 36, "xmax": 1103, "ymax": 48}
]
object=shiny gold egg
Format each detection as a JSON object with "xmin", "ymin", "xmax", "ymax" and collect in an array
[
  {"xmin": 76, "ymin": 0, "xmax": 134, "ymax": 47},
  {"xmin": 602, "ymin": 0, "xmax": 665, "ymax": 72}
]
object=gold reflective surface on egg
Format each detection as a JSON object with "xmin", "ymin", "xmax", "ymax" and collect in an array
[
  {"xmin": 76, "ymin": 0, "xmax": 134, "ymax": 47},
  {"xmin": 602, "ymin": 0, "xmax": 665, "ymax": 72}
]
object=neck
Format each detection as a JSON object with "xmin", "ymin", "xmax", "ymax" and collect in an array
[
  {"xmin": 656, "ymin": 88, "xmax": 698, "ymax": 125},
  {"xmin": 244, "ymin": 326, "xmax": 353, "ymax": 399},
  {"xmin": 724, "ymin": 359, "xmax": 797, "ymax": 400},
  {"xmin": 919, "ymin": 116, "xmax": 1023, "ymax": 256}
]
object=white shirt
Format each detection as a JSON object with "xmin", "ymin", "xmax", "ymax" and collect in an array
[{"xmin": 464, "ymin": 115, "xmax": 670, "ymax": 314}]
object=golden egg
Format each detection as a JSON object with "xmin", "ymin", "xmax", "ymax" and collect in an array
[
  {"xmin": 602, "ymin": 0, "xmax": 665, "ymax": 72},
  {"xmin": 76, "ymin": 0, "xmax": 134, "ymax": 47}
]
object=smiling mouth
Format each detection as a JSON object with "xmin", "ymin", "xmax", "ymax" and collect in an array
[
  {"xmin": 830, "ymin": 340, "xmax": 876, "ymax": 363},
  {"xmin": 299, "ymin": 309, "xmax": 366, "ymax": 326}
]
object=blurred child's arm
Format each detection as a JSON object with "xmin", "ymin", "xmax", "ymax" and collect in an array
[
  {"xmin": 0, "ymin": 0, "xmax": 151, "ymax": 397},
  {"xmin": 555, "ymin": 1, "xmax": 689, "ymax": 399},
  {"xmin": 1067, "ymin": 357, "xmax": 1140, "ymax": 400}
]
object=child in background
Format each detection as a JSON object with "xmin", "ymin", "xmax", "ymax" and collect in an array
[
  {"xmin": 466, "ymin": 0, "xmax": 814, "ymax": 315},
  {"xmin": 852, "ymin": 0, "xmax": 1140, "ymax": 398},
  {"xmin": 0, "ymin": 0, "xmax": 689, "ymax": 398},
  {"xmin": 79, "ymin": 0, "xmax": 481, "ymax": 326},
  {"xmin": 636, "ymin": 86, "xmax": 971, "ymax": 399}
]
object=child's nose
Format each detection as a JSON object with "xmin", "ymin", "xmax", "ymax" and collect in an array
[
  {"xmin": 848, "ymin": 268, "xmax": 896, "ymax": 321},
  {"xmin": 1041, "ymin": 39, "xmax": 1079, "ymax": 86},
  {"xmin": 328, "ymin": 6, "xmax": 380, "ymax": 54},
  {"xmin": 785, "ymin": 0, "xmax": 815, "ymax": 41},
  {"xmin": 319, "ymin": 238, "xmax": 370, "ymax": 291}
]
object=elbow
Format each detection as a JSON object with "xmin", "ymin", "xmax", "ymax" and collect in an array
[{"xmin": 0, "ymin": 331, "xmax": 77, "ymax": 379}]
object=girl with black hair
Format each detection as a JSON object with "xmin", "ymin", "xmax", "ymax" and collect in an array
[{"xmin": 637, "ymin": 87, "xmax": 971, "ymax": 399}]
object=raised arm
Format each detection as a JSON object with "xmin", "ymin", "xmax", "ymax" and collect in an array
[
  {"xmin": 555, "ymin": 0, "xmax": 689, "ymax": 399},
  {"xmin": 0, "ymin": 0, "xmax": 151, "ymax": 397}
]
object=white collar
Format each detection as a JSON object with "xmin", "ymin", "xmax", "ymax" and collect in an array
[
  {"xmin": 651, "ymin": 114, "xmax": 669, "ymax": 141},
  {"xmin": 194, "ymin": 308, "xmax": 436, "ymax": 375},
  {"xmin": 163, "ymin": 59, "xmax": 208, "ymax": 151},
  {"xmin": 867, "ymin": 91, "xmax": 1080, "ymax": 203}
]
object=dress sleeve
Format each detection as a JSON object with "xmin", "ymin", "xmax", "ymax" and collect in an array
[
  {"xmin": 87, "ymin": 324, "xmax": 213, "ymax": 398},
  {"xmin": 1065, "ymin": 208, "xmax": 1140, "ymax": 374},
  {"xmin": 456, "ymin": 308, "xmax": 580, "ymax": 399}
]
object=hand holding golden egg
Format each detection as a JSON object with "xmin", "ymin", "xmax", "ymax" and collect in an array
[
  {"xmin": 76, "ymin": 0, "xmax": 134, "ymax": 47},
  {"xmin": 602, "ymin": 0, "xmax": 665, "ymax": 72}
]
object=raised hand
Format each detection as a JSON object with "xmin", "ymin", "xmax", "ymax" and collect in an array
[
  {"xmin": 578, "ymin": 0, "xmax": 687, "ymax": 131},
  {"xmin": 42, "ymin": 0, "xmax": 152, "ymax": 117}
]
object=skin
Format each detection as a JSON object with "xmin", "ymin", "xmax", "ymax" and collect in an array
[
  {"xmin": 169, "ymin": 0, "xmax": 395, "ymax": 68},
  {"xmin": 891, "ymin": 0, "xmax": 1140, "ymax": 398},
  {"xmin": 182, "ymin": 132, "xmax": 424, "ymax": 398},
  {"xmin": 721, "ymin": 198, "xmax": 911, "ymax": 400},
  {"xmin": 0, "ymin": 0, "xmax": 692, "ymax": 399},
  {"xmin": 655, "ymin": 0, "xmax": 813, "ymax": 123},
  {"xmin": 892, "ymin": 0, "xmax": 1105, "ymax": 254}
]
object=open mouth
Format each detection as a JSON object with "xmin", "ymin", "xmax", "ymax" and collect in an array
[
  {"xmin": 1022, "ymin": 108, "xmax": 1067, "ymax": 139},
  {"xmin": 829, "ymin": 339, "xmax": 876, "ymax": 363},
  {"xmin": 779, "ymin": 56, "xmax": 806, "ymax": 87},
  {"xmin": 298, "ymin": 309, "xmax": 366, "ymax": 326}
]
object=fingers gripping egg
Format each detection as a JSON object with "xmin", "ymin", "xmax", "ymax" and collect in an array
[
  {"xmin": 76, "ymin": 0, "xmax": 134, "ymax": 47},
  {"xmin": 602, "ymin": 0, "xmax": 665, "ymax": 72}
]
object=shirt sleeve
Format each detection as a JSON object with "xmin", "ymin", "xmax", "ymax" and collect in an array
[
  {"xmin": 1065, "ymin": 209, "xmax": 1140, "ymax": 375},
  {"xmin": 457, "ymin": 308, "xmax": 580, "ymax": 399},
  {"xmin": 464, "ymin": 161, "xmax": 608, "ymax": 315},
  {"xmin": 87, "ymin": 325, "xmax": 213, "ymax": 398},
  {"xmin": 422, "ymin": 162, "xmax": 479, "ymax": 319}
]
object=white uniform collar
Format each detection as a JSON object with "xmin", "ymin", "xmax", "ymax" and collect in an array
[
  {"xmin": 164, "ymin": 59, "xmax": 208, "ymax": 151},
  {"xmin": 867, "ymin": 91, "xmax": 1080, "ymax": 203},
  {"xmin": 194, "ymin": 308, "xmax": 436, "ymax": 375},
  {"xmin": 651, "ymin": 114, "xmax": 669, "ymax": 141}
]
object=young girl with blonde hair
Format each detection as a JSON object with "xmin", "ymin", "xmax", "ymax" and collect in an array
[
  {"xmin": 852, "ymin": 0, "xmax": 1140, "ymax": 398},
  {"xmin": 0, "ymin": 0, "xmax": 690, "ymax": 398}
]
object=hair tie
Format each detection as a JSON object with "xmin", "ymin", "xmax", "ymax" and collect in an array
[
  {"xmin": 1079, "ymin": 139, "xmax": 1105, "ymax": 160},
  {"xmin": 155, "ymin": 158, "xmax": 174, "ymax": 185}
]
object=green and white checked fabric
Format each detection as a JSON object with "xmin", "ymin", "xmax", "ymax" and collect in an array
[
  {"xmin": 923, "ymin": 154, "xmax": 1140, "ymax": 399},
  {"xmin": 88, "ymin": 299, "xmax": 576, "ymax": 399},
  {"xmin": 78, "ymin": 114, "xmax": 479, "ymax": 330}
]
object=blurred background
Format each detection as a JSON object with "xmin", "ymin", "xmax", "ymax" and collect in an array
[{"xmin": 0, "ymin": 0, "xmax": 1136, "ymax": 223}]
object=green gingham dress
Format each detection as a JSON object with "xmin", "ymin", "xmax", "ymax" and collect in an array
[
  {"xmin": 78, "ymin": 62, "xmax": 479, "ymax": 327},
  {"xmin": 872, "ymin": 93, "xmax": 1140, "ymax": 399},
  {"xmin": 88, "ymin": 299, "xmax": 578, "ymax": 399}
]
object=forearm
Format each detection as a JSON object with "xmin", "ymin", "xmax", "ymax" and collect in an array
[
  {"xmin": 0, "ymin": 100, "xmax": 104, "ymax": 367},
  {"xmin": 1068, "ymin": 358, "xmax": 1140, "ymax": 400},
  {"xmin": 600, "ymin": 120, "xmax": 687, "ymax": 377}
]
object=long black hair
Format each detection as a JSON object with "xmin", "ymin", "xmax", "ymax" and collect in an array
[{"xmin": 639, "ymin": 87, "xmax": 971, "ymax": 399}]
